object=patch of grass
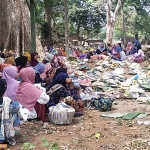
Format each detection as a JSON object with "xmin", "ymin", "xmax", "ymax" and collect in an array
[
  {"xmin": 117, "ymin": 118, "xmax": 123, "ymax": 125},
  {"xmin": 41, "ymin": 138, "xmax": 59, "ymax": 150},
  {"xmin": 21, "ymin": 142, "xmax": 35, "ymax": 150},
  {"xmin": 132, "ymin": 140, "xmax": 148, "ymax": 148}
]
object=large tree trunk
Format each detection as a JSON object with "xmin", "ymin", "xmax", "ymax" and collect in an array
[
  {"xmin": 44, "ymin": 1, "xmax": 53, "ymax": 46},
  {"xmin": 64, "ymin": 0, "xmax": 69, "ymax": 57},
  {"xmin": 0, "ymin": 0, "xmax": 31, "ymax": 56},
  {"xmin": 106, "ymin": 23, "xmax": 115, "ymax": 44},
  {"xmin": 106, "ymin": 0, "xmax": 122, "ymax": 44},
  {"xmin": 121, "ymin": 1, "xmax": 126, "ymax": 47}
]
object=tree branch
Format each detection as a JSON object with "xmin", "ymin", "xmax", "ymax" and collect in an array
[
  {"xmin": 112, "ymin": 0, "xmax": 123, "ymax": 24},
  {"xmin": 107, "ymin": 0, "xmax": 111, "ymax": 24}
]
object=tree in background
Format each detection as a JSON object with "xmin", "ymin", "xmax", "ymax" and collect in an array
[
  {"xmin": 69, "ymin": 0, "xmax": 106, "ymax": 38},
  {"xmin": 64, "ymin": 0, "xmax": 69, "ymax": 57},
  {"xmin": 106, "ymin": 0, "xmax": 123, "ymax": 44},
  {"xmin": 114, "ymin": 0, "xmax": 150, "ymax": 44},
  {"xmin": 0, "ymin": 0, "xmax": 31, "ymax": 55}
]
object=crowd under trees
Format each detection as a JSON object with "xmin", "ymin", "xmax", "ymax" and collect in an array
[{"xmin": 0, "ymin": 0, "xmax": 150, "ymax": 54}]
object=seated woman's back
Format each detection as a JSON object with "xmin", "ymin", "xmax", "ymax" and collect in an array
[{"xmin": 2, "ymin": 66, "xmax": 19, "ymax": 100}]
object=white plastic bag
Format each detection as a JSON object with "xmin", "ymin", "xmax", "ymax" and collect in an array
[{"xmin": 48, "ymin": 102, "xmax": 75, "ymax": 124}]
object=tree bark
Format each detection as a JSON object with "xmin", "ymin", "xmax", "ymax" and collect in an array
[
  {"xmin": 44, "ymin": 1, "xmax": 53, "ymax": 46},
  {"xmin": 106, "ymin": 0, "xmax": 122, "ymax": 44},
  {"xmin": 135, "ymin": 33, "xmax": 139, "ymax": 40},
  {"xmin": 121, "ymin": 1, "xmax": 126, "ymax": 47},
  {"xmin": 0, "ymin": 0, "xmax": 31, "ymax": 56},
  {"xmin": 64, "ymin": 0, "xmax": 69, "ymax": 57},
  {"xmin": 30, "ymin": 0, "xmax": 36, "ymax": 53},
  {"xmin": 77, "ymin": 20, "xmax": 81, "ymax": 38}
]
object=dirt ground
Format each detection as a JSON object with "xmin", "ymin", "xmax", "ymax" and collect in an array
[
  {"xmin": 9, "ymin": 99, "xmax": 150, "ymax": 150},
  {"xmin": 7, "ymin": 61, "xmax": 150, "ymax": 150}
]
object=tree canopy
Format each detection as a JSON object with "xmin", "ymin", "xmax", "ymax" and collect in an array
[{"xmin": 32, "ymin": 0, "xmax": 150, "ymax": 45}]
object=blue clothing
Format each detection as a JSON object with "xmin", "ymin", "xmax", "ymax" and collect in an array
[
  {"xmin": 114, "ymin": 57, "xmax": 121, "ymax": 61},
  {"xmin": 116, "ymin": 45, "xmax": 122, "ymax": 53},
  {"xmin": 0, "ymin": 100, "xmax": 20, "ymax": 145},
  {"xmin": 69, "ymin": 73, "xmax": 81, "ymax": 90},
  {"xmin": 33, "ymin": 62, "xmax": 45, "ymax": 74},
  {"xmin": 130, "ymin": 47, "xmax": 137, "ymax": 55},
  {"xmin": 133, "ymin": 40, "xmax": 142, "ymax": 51}
]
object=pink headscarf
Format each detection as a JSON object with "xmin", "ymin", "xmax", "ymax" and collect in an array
[
  {"xmin": 2, "ymin": 66, "xmax": 19, "ymax": 100},
  {"xmin": 16, "ymin": 67, "xmax": 42, "ymax": 110},
  {"xmin": 127, "ymin": 42, "xmax": 133, "ymax": 51}
]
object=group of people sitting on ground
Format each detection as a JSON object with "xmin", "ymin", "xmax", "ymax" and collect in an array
[
  {"xmin": 69, "ymin": 40, "xmax": 145, "ymax": 63},
  {"xmin": 0, "ymin": 48, "xmax": 84, "ymax": 145},
  {"xmin": 0, "ymin": 39, "xmax": 145, "ymax": 145}
]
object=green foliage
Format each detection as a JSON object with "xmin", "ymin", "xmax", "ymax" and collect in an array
[
  {"xmin": 41, "ymin": 138, "xmax": 59, "ymax": 150},
  {"xmin": 34, "ymin": 0, "xmax": 150, "ymax": 42},
  {"xmin": 114, "ymin": 0, "xmax": 150, "ymax": 42},
  {"xmin": 21, "ymin": 142, "xmax": 35, "ymax": 150},
  {"xmin": 40, "ymin": 21, "xmax": 50, "ymax": 39},
  {"xmin": 95, "ymin": 27, "xmax": 106, "ymax": 40},
  {"xmin": 69, "ymin": 0, "xmax": 106, "ymax": 36}
]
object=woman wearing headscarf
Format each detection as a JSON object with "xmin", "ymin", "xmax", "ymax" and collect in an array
[
  {"xmin": 111, "ymin": 44, "xmax": 126, "ymax": 61},
  {"xmin": 46, "ymin": 72, "xmax": 84, "ymax": 115},
  {"xmin": 126, "ymin": 42, "xmax": 138, "ymax": 62},
  {"xmin": 23, "ymin": 51, "xmax": 31, "ymax": 62},
  {"xmin": 43, "ymin": 53, "xmax": 69, "ymax": 86},
  {"xmin": 96, "ymin": 43, "xmax": 108, "ymax": 55},
  {"xmin": 2, "ymin": 66, "xmax": 19, "ymax": 101},
  {"xmin": 126, "ymin": 42, "xmax": 137, "ymax": 55},
  {"xmin": 0, "ymin": 79, "xmax": 20, "ymax": 145},
  {"xmin": 34, "ymin": 62, "xmax": 45, "ymax": 83},
  {"xmin": 30, "ymin": 52, "xmax": 39, "ymax": 67},
  {"xmin": 60, "ymin": 46, "xmax": 66, "ymax": 56},
  {"xmin": 30, "ymin": 52, "xmax": 45, "ymax": 83},
  {"xmin": 40, "ymin": 54, "xmax": 53, "ymax": 80},
  {"xmin": 16, "ymin": 67, "xmax": 49, "ymax": 122},
  {"xmin": 15, "ymin": 56, "xmax": 28, "ymax": 72},
  {"xmin": 4, "ymin": 52, "xmax": 16, "ymax": 66}
]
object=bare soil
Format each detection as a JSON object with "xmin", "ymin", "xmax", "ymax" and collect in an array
[
  {"xmin": 8, "ymin": 61, "xmax": 150, "ymax": 149},
  {"xmin": 9, "ymin": 99, "xmax": 150, "ymax": 150}
]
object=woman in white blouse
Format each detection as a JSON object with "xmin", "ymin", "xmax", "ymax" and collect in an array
[{"xmin": 16, "ymin": 67, "xmax": 49, "ymax": 122}]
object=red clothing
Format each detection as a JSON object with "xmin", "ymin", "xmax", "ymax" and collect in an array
[
  {"xmin": 75, "ymin": 49, "xmax": 80, "ymax": 57},
  {"xmin": 34, "ymin": 102, "xmax": 46, "ymax": 122}
]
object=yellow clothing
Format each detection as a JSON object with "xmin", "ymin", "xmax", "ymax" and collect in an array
[
  {"xmin": 3, "ymin": 49, "xmax": 6, "ymax": 53},
  {"xmin": 9, "ymin": 50, "xmax": 14, "ymax": 53},
  {"xmin": 24, "ymin": 52, "xmax": 31, "ymax": 62},
  {"xmin": 4, "ymin": 56, "xmax": 15, "ymax": 66}
]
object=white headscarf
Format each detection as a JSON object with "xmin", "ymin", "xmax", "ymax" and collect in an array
[{"xmin": 98, "ymin": 43, "xmax": 106, "ymax": 52}]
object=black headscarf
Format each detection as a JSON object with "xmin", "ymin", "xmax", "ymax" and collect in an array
[
  {"xmin": 15, "ymin": 56, "xmax": 28, "ymax": 71},
  {"xmin": 46, "ymin": 72, "xmax": 69, "ymax": 92},
  {"xmin": 54, "ymin": 68, "xmax": 67, "ymax": 77},
  {"xmin": 0, "ymin": 79, "xmax": 7, "ymax": 104}
]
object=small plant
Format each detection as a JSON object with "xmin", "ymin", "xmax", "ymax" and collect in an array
[
  {"xmin": 117, "ymin": 118, "xmax": 122, "ymax": 125},
  {"xmin": 21, "ymin": 142, "xmax": 35, "ymax": 150},
  {"xmin": 41, "ymin": 138, "xmax": 59, "ymax": 150}
]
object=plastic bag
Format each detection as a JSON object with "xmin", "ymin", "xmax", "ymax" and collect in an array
[
  {"xmin": 92, "ymin": 97, "xmax": 113, "ymax": 111},
  {"xmin": 48, "ymin": 102, "xmax": 75, "ymax": 124}
]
